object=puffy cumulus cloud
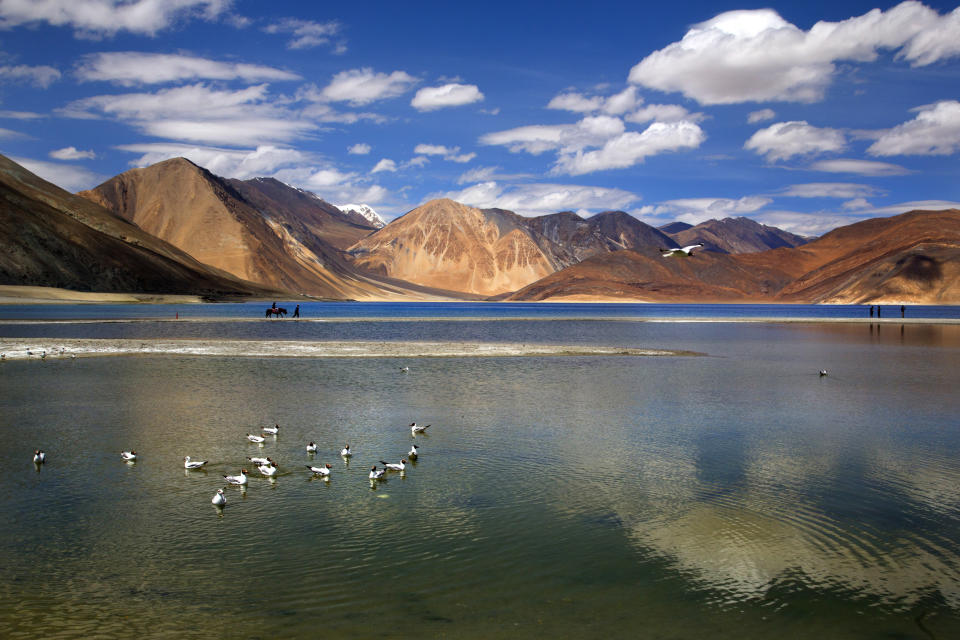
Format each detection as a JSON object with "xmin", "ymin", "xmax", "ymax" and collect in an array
[
  {"xmin": 50, "ymin": 146, "xmax": 95, "ymax": 160},
  {"xmin": 263, "ymin": 18, "xmax": 344, "ymax": 52},
  {"xmin": 348, "ymin": 143, "xmax": 370, "ymax": 155},
  {"xmin": 657, "ymin": 195, "xmax": 772, "ymax": 224},
  {"xmin": 63, "ymin": 83, "xmax": 316, "ymax": 146},
  {"xmin": 548, "ymin": 86, "xmax": 640, "ymax": 116},
  {"xmin": 842, "ymin": 197, "xmax": 873, "ymax": 210},
  {"xmin": 625, "ymin": 104, "xmax": 704, "ymax": 124},
  {"xmin": 75, "ymin": 52, "xmax": 300, "ymax": 86},
  {"xmin": 371, "ymin": 158, "xmax": 396, "ymax": 173},
  {"xmin": 553, "ymin": 121, "xmax": 705, "ymax": 175},
  {"xmin": 0, "ymin": 64, "xmax": 61, "ymax": 87},
  {"xmin": 273, "ymin": 166, "xmax": 389, "ymax": 204},
  {"xmin": 809, "ymin": 158, "xmax": 911, "ymax": 176},
  {"xmin": 628, "ymin": 3, "xmax": 960, "ymax": 105},
  {"xmin": 411, "ymin": 83, "xmax": 483, "ymax": 111},
  {"xmin": 316, "ymin": 68, "xmax": 417, "ymax": 106},
  {"xmin": 744, "ymin": 121, "xmax": 845, "ymax": 162},
  {"xmin": 0, "ymin": 0, "xmax": 231, "ymax": 38},
  {"xmin": 441, "ymin": 181, "xmax": 639, "ymax": 217},
  {"xmin": 747, "ymin": 108, "xmax": 776, "ymax": 124},
  {"xmin": 481, "ymin": 115, "xmax": 626, "ymax": 155},
  {"xmin": 867, "ymin": 101, "xmax": 960, "ymax": 156},
  {"xmin": 414, "ymin": 144, "xmax": 456, "ymax": 156},
  {"xmin": 10, "ymin": 156, "xmax": 103, "ymax": 191},
  {"xmin": 780, "ymin": 182, "xmax": 881, "ymax": 199},
  {"xmin": 117, "ymin": 142, "xmax": 308, "ymax": 179}
]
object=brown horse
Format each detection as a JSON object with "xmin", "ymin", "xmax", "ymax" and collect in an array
[{"xmin": 265, "ymin": 307, "xmax": 287, "ymax": 318}]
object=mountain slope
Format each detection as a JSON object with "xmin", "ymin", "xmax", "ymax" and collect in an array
[
  {"xmin": 669, "ymin": 217, "xmax": 811, "ymax": 254},
  {"xmin": 79, "ymin": 158, "xmax": 388, "ymax": 299},
  {"xmin": 525, "ymin": 210, "xmax": 676, "ymax": 261},
  {"xmin": 348, "ymin": 199, "xmax": 576, "ymax": 296},
  {"xmin": 0, "ymin": 154, "xmax": 275, "ymax": 298}
]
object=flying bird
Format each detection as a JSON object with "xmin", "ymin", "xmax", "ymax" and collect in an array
[{"xmin": 659, "ymin": 243, "xmax": 703, "ymax": 257}]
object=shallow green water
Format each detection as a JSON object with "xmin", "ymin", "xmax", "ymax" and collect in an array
[{"xmin": 1, "ymin": 319, "xmax": 959, "ymax": 639}]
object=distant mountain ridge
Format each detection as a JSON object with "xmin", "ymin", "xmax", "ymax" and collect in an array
[
  {"xmin": 667, "ymin": 216, "xmax": 811, "ymax": 254},
  {"xmin": 337, "ymin": 203, "xmax": 386, "ymax": 229}
]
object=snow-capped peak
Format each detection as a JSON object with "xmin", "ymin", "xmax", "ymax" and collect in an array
[{"xmin": 337, "ymin": 203, "xmax": 386, "ymax": 228}]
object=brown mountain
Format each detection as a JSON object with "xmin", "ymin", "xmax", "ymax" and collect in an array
[
  {"xmin": 669, "ymin": 217, "xmax": 810, "ymax": 254},
  {"xmin": 79, "ymin": 158, "xmax": 409, "ymax": 300},
  {"xmin": 0, "ymin": 154, "xmax": 276, "ymax": 299},
  {"xmin": 525, "ymin": 210, "xmax": 676, "ymax": 261},
  {"xmin": 506, "ymin": 209, "xmax": 960, "ymax": 304},
  {"xmin": 348, "ymin": 199, "xmax": 577, "ymax": 296}
]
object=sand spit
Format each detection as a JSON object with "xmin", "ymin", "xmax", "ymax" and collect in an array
[{"xmin": 0, "ymin": 338, "xmax": 698, "ymax": 361}]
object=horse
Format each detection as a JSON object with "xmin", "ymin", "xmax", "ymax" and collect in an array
[{"xmin": 265, "ymin": 307, "xmax": 287, "ymax": 318}]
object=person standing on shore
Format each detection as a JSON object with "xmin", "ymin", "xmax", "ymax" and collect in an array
[
  {"xmin": 293, "ymin": 304, "xmax": 300, "ymax": 318},
  {"xmin": 869, "ymin": 305, "xmax": 874, "ymax": 318},
  {"xmin": 901, "ymin": 305, "xmax": 905, "ymax": 318}
]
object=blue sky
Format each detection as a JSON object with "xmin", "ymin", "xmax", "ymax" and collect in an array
[{"xmin": 1, "ymin": 0, "xmax": 959, "ymax": 235}]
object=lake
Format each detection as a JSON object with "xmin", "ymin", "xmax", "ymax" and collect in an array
[{"xmin": 1, "ymin": 303, "xmax": 958, "ymax": 639}]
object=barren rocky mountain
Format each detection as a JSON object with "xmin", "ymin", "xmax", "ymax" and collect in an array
[
  {"xmin": 348, "ymin": 199, "xmax": 577, "ymax": 296},
  {"xmin": 668, "ymin": 216, "xmax": 811, "ymax": 254},
  {"xmin": 507, "ymin": 209, "xmax": 960, "ymax": 304},
  {"xmin": 79, "ymin": 158, "xmax": 419, "ymax": 300},
  {"xmin": 0, "ymin": 154, "xmax": 276, "ymax": 299},
  {"xmin": 525, "ymin": 210, "xmax": 676, "ymax": 262}
]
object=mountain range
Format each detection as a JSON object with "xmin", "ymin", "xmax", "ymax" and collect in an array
[{"xmin": 2, "ymin": 154, "xmax": 957, "ymax": 304}]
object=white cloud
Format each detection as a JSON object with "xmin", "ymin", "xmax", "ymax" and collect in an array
[
  {"xmin": 553, "ymin": 121, "xmax": 705, "ymax": 175},
  {"xmin": 628, "ymin": 3, "xmax": 960, "ymax": 105},
  {"xmin": 371, "ymin": 158, "xmax": 397, "ymax": 173},
  {"xmin": 317, "ymin": 68, "xmax": 417, "ymax": 105},
  {"xmin": 411, "ymin": 83, "xmax": 483, "ymax": 111},
  {"xmin": 414, "ymin": 144, "xmax": 456, "ymax": 156},
  {"xmin": 658, "ymin": 196, "xmax": 772, "ymax": 224},
  {"xmin": 867, "ymin": 100, "xmax": 960, "ymax": 156},
  {"xmin": 440, "ymin": 180, "xmax": 639, "ymax": 217},
  {"xmin": 0, "ymin": 126, "xmax": 26, "ymax": 138},
  {"xmin": 548, "ymin": 86, "xmax": 639, "ymax": 116},
  {"xmin": 808, "ymin": 158, "xmax": 911, "ymax": 176},
  {"xmin": 455, "ymin": 166, "xmax": 534, "ymax": 185},
  {"xmin": 117, "ymin": 143, "xmax": 309, "ymax": 179},
  {"xmin": 11, "ymin": 156, "xmax": 102, "ymax": 191},
  {"xmin": 744, "ymin": 121, "xmax": 845, "ymax": 162},
  {"xmin": 780, "ymin": 183, "xmax": 880, "ymax": 199},
  {"xmin": 481, "ymin": 115, "xmax": 626, "ymax": 155},
  {"xmin": 406, "ymin": 156, "xmax": 429, "ymax": 168},
  {"xmin": 446, "ymin": 152, "xmax": 476, "ymax": 164},
  {"xmin": 263, "ymin": 18, "xmax": 344, "ymax": 51},
  {"xmin": 75, "ymin": 52, "xmax": 300, "ymax": 85},
  {"xmin": 0, "ymin": 110, "xmax": 44, "ymax": 119},
  {"xmin": 348, "ymin": 143, "xmax": 371, "ymax": 155},
  {"xmin": 747, "ymin": 108, "xmax": 776, "ymax": 124},
  {"xmin": 63, "ymin": 83, "xmax": 316, "ymax": 146},
  {"xmin": 626, "ymin": 104, "xmax": 704, "ymax": 124},
  {"xmin": 0, "ymin": 64, "xmax": 61, "ymax": 87},
  {"xmin": 50, "ymin": 146, "xmax": 95, "ymax": 160},
  {"xmin": 0, "ymin": 0, "xmax": 231, "ymax": 38},
  {"xmin": 842, "ymin": 197, "xmax": 873, "ymax": 210}
]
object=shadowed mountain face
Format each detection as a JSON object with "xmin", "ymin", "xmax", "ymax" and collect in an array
[
  {"xmin": 79, "ymin": 158, "xmax": 396, "ymax": 300},
  {"xmin": 668, "ymin": 217, "xmax": 811, "ymax": 254},
  {"xmin": 526, "ymin": 210, "xmax": 676, "ymax": 262},
  {"xmin": 0, "ymin": 154, "xmax": 275, "ymax": 298},
  {"xmin": 507, "ymin": 210, "xmax": 960, "ymax": 303}
]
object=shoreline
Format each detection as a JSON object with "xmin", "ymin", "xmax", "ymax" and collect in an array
[{"xmin": 0, "ymin": 338, "xmax": 700, "ymax": 361}]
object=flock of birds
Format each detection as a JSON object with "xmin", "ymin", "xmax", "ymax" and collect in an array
[{"xmin": 33, "ymin": 422, "xmax": 433, "ymax": 510}]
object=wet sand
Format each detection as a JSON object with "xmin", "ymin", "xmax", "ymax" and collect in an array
[{"xmin": 0, "ymin": 338, "xmax": 698, "ymax": 360}]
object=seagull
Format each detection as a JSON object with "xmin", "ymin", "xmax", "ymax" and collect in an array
[
  {"xmin": 408, "ymin": 444, "xmax": 419, "ymax": 459},
  {"xmin": 257, "ymin": 461, "xmax": 278, "ymax": 477},
  {"xmin": 380, "ymin": 459, "xmax": 407, "ymax": 472},
  {"xmin": 246, "ymin": 456, "xmax": 272, "ymax": 465},
  {"xmin": 659, "ymin": 243, "xmax": 703, "ymax": 257},
  {"xmin": 340, "ymin": 444, "xmax": 353, "ymax": 457},
  {"xmin": 369, "ymin": 466, "xmax": 386, "ymax": 480},
  {"xmin": 262, "ymin": 424, "xmax": 280, "ymax": 435},
  {"xmin": 33, "ymin": 450, "xmax": 46, "ymax": 464},
  {"xmin": 410, "ymin": 423, "xmax": 430, "ymax": 434},
  {"xmin": 212, "ymin": 488, "xmax": 227, "ymax": 506},
  {"xmin": 399, "ymin": 366, "xmax": 409, "ymax": 373},
  {"xmin": 306, "ymin": 442, "xmax": 318, "ymax": 453},
  {"xmin": 306, "ymin": 463, "xmax": 332, "ymax": 477},
  {"xmin": 247, "ymin": 433, "xmax": 266, "ymax": 443},
  {"xmin": 184, "ymin": 456, "xmax": 208, "ymax": 470},
  {"xmin": 121, "ymin": 450, "xmax": 137, "ymax": 461},
  {"xmin": 819, "ymin": 369, "xmax": 828, "ymax": 377},
  {"xmin": 224, "ymin": 469, "xmax": 248, "ymax": 485}
]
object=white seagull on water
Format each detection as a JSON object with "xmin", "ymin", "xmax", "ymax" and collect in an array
[
  {"xmin": 380, "ymin": 459, "xmax": 407, "ymax": 472},
  {"xmin": 262, "ymin": 424, "xmax": 279, "ymax": 435},
  {"xmin": 33, "ymin": 450, "xmax": 46, "ymax": 464},
  {"xmin": 659, "ymin": 243, "xmax": 703, "ymax": 257},
  {"xmin": 408, "ymin": 444, "xmax": 419, "ymax": 459},
  {"xmin": 306, "ymin": 442, "xmax": 318, "ymax": 453},
  {"xmin": 340, "ymin": 444, "xmax": 353, "ymax": 457},
  {"xmin": 306, "ymin": 463, "xmax": 332, "ymax": 478},
  {"xmin": 247, "ymin": 456, "xmax": 272, "ymax": 465},
  {"xmin": 224, "ymin": 469, "xmax": 248, "ymax": 485},
  {"xmin": 212, "ymin": 489, "xmax": 226, "ymax": 506},
  {"xmin": 410, "ymin": 423, "xmax": 430, "ymax": 435},
  {"xmin": 369, "ymin": 466, "xmax": 386, "ymax": 480},
  {"xmin": 257, "ymin": 461, "xmax": 278, "ymax": 477},
  {"xmin": 247, "ymin": 433, "xmax": 266, "ymax": 444},
  {"xmin": 121, "ymin": 450, "xmax": 137, "ymax": 462},
  {"xmin": 184, "ymin": 456, "xmax": 208, "ymax": 469}
]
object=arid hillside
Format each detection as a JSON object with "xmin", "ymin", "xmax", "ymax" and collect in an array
[
  {"xmin": 0, "ymin": 154, "xmax": 276, "ymax": 299},
  {"xmin": 668, "ymin": 216, "xmax": 811, "ymax": 254},
  {"xmin": 507, "ymin": 210, "xmax": 960, "ymax": 304}
]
